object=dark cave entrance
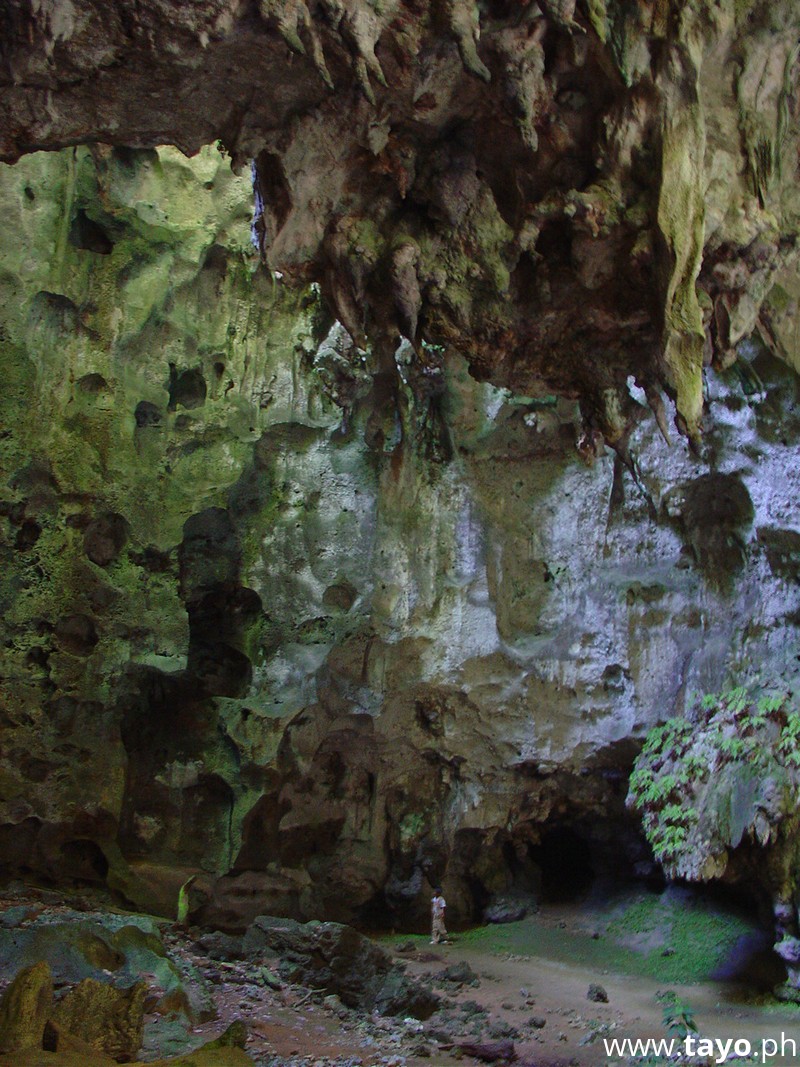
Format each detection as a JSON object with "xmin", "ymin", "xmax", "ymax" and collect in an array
[{"xmin": 528, "ymin": 826, "xmax": 596, "ymax": 903}]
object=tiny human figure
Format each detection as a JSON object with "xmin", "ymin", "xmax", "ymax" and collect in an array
[{"xmin": 431, "ymin": 889, "xmax": 448, "ymax": 944}]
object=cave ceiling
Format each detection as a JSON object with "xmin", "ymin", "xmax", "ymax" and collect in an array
[{"xmin": 2, "ymin": 0, "xmax": 800, "ymax": 449}]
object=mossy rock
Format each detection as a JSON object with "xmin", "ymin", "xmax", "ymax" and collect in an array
[
  {"xmin": 0, "ymin": 1045, "xmax": 253, "ymax": 1067},
  {"xmin": 142, "ymin": 1046, "xmax": 254, "ymax": 1067},
  {"xmin": 52, "ymin": 977, "xmax": 147, "ymax": 1061},
  {"xmin": 0, "ymin": 961, "xmax": 53, "ymax": 1053}
]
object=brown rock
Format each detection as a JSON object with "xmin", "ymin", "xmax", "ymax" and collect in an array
[
  {"xmin": 42, "ymin": 1019, "xmax": 117, "ymax": 1063},
  {"xmin": 52, "ymin": 978, "xmax": 147, "ymax": 1061},
  {"xmin": 456, "ymin": 1038, "xmax": 517, "ymax": 1063}
]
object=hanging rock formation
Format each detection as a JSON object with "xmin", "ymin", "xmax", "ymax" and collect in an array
[{"xmin": 2, "ymin": 0, "xmax": 800, "ymax": 447}]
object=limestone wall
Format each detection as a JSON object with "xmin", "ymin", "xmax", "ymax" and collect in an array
[{"xmin": 1, "ymin": 146, "xmax": 799, "ymax": 928}]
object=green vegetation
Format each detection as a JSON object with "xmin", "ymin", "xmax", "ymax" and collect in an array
[
  {"xmin": 658, "ymin": 990, "xmax": 698, "ymax": 1040},
  {"xmin": 628, "ymin": 685, "xmax": 798, "ymax": 880},
  {"xmin": 380, "ymin": 889, "xmax": 754, "ymax": 984}
]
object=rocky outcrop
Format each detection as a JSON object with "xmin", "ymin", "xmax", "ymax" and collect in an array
[
  {"xmin": 0, "ymin": 962, "xmax": 52, "ymax": 1054},
  {"xmin": 0, "ymin": 963, "xmax": 145, "ymax": 1063},
  {"xmin": 0, "ymin": 904, "xmax": 256, "ymax": 1065},
  {"xmin": 1, "ymin": 141, "xmax": 799, "ymax": 927},
  {"xmin": 243, "ymin": 914, "xmax": 440, "ymax": 1017},
  {"xmin": 0, "ymin": 966, "xmax": 253, "ymax": 1067},
  {"xmin": 51, "ymin": 979, "xmax": 148, "ymax": 1062}
]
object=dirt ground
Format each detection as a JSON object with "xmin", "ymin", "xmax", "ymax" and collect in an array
[
  {"xmin": 3, "ymin": 884, "xmax": 800, "ymax": 1066},
  {"xmin": 192, "ymin": 885, "xmax": 800, "ymax": 1066}
]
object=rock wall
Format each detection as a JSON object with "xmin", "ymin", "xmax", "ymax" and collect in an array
[{"xmin": 1, "ymin": 146, "xmax": 799, "ymax": 929}]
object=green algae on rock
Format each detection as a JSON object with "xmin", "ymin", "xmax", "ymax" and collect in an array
[{"xmin": 0, "ymin": 962, "xmax": 53, "ymax": 1055}]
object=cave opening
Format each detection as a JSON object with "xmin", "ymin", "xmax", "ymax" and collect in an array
[
  {"xmin": 527, "ymin": 827, "xmax": 595, "ymax": 904},
  {"xmin": 68, "ymin": 209, "xmax": 114, "ymax": 255},
  {"xmin": 58, "ymin": 839, "xmax": 110, "ymax": 883}
]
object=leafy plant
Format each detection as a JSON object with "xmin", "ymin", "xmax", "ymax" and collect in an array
[
  {"xmin": 651, "ymin": 822, "xmax": 688, "ymax": 860},
  {"xmin": 628, "ymin": 683, "xmax": 796, "ymax": 879},
  {"xmin": 779, "ymin": 711, "xmax": 800, "ymax": 762},
  {"xmin": 718, "ymin": 734, "xmax": 748, "ymax": 760},
  {"xmin": 659, "ymin": 991, "xmax": 698, "ymax": 1040}
]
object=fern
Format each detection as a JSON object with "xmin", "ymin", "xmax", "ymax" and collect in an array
[
  {"xmin": 719, "ymin": 735, "xmax": 748, "ymax": 760},
  {"xmin": 723, "ymin": 686, "xmax": 748, "ymax": 716}
]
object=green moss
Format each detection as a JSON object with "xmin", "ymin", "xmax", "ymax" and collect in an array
[
  {"xmin": 384, "ymin": 889, "xmax": 755, "ymax": 983},
  {"xmin": 766, "ymin": 283, "xmax": 792, "ymax": 314},
  {"xmin": 342, "ymin": 219, "xmax": 384, "ymax": 266},
  {"xmin": 582, "ymin": 0, "xmax": 608, "ymax": 41},
  {"xmin": 605, "ymin": 892, "xmax": 751, "ymax": 981}
]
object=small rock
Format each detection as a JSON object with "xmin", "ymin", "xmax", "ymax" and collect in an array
[
  {"xmin": 773, "ymin": 981, "xmax": 800, "ymax": 1004},
  {"xmin": 528, "ymin": 1016, "xmax": 546, "ymax": 1029},
  {"xmin": 587, "ymin": 983, "xmax": 608, "ymax": 1003},
  {"xmin": 488, "ymin": 1019, "xmax": 519, "ymax": 1040},
  {"xmin": 433, "ymin": 962, "xmax": 479, "ymax": 988},
  {"xmin": 260, "ymin": 967, "xmax": 283, "ymax": 990},
  {"xmin": 459, "ymin": 1001, "xmax": 485, "ymax": 1017},
  {"xmin": 196, "ymin": 931, "xmax": 249, "ymax": 960},
  {"xmin": 425, "ymin": 1026, "xmax": 456, "ymax": 1043}
]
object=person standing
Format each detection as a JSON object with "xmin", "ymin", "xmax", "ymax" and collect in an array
[{"xmin": 431, "ymin": 889, "xmax": 447, "ymax": 944}]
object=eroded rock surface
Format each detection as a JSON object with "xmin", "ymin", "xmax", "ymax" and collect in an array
[
  {"xmin": 3, "ymin": 1, "xmax": 800, "ymax": 444},
  {"xmin": 1, "ymin": 143, "xmax": 799, "ymax": 925}
]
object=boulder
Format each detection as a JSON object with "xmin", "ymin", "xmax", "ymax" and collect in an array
[
  {"xmin": 0, "ymin": 915, "xmax": 213, "ymax": 1024},
  {"xmin": 455, "ymin": 1038, "xmax": 517, "ymax": 1063},
  {"xmin": 434, "ymin": 961, "xmax": 480, "ymax": 988},
  {"xmin": 0, "ymin": 961, "xmax": 53, "ymax": 1053},
  {"xmin": 52, "ymin": 978, "xmax": 147, "ymax": 1061},
  {"xmin": 244, "ymin": 915, "xmax": 439, "ymax": 1018},
  {"xmin": 483, "ymin": 894, "xmax": 536, "ymax": 925}
]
